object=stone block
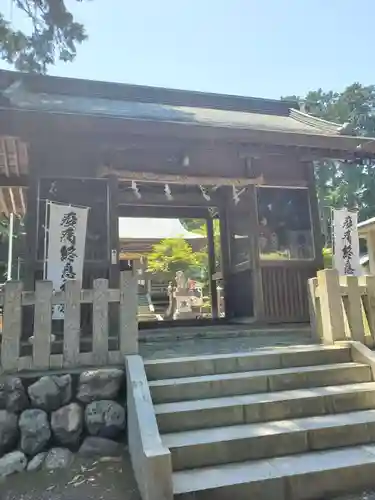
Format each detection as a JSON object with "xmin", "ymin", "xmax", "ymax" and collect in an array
[
  {"xmin": 79, "ymin": 436, "xmax": 123, "ymax": 457},
  {"xmin": 0, "ymin": 410, "xmax": 18, "ymax": 456},
  {"xmin": 19, "ymin": 409, "xmax": 51, "ymax": 456},
  {"xmin": 51, "ymin": 403, "xmax": 83, "ymax": 446},
  {"xmin": 77, "ymin": 368, "xmax": 123, "ymax": 403},
  {"xmin": 44, "ymin": 447, "xmax": 73, "ymax": 470},
  {"xmin": 28, "ymin": 375, "xmax": 72, "ymax": 412},
  {"xmin": 0, "ymin": 451, "xmax": 27, "ymax": 477},
  {"xmin": 85, "ymin": 400, "xmax": 125, "ymax": 438}
]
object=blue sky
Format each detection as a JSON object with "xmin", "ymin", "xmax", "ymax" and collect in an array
[{"xmin": 1, "ymin": 0, "xmax": 375, "ymax": 99}]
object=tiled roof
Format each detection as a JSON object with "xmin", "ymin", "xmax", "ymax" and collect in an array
[{"xmin": 1, "ymin": 79, "xmax": 344, "ymax": 136}]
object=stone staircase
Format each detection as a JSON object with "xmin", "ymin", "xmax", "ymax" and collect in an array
[
  {"xmin": 143, "ymin": 344, "xmax": 375, "ymax": 499},
  {"xmin": 138, "ymin": 293, "xmax": 159, "ymax": 321}
]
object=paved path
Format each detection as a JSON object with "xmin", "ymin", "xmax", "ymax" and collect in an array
[{"xmin": 140, "ymin": 326, "xmax": 314, "ymax": 359}]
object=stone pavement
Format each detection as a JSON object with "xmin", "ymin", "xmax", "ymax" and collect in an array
[{"xmin": 139, "ymin": 325, "xmax": 314, "ymax": 359}]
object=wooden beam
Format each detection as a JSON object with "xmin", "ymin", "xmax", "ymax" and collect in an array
[
  {"xmin": 99, "ymin": 166, "xmax": 264, "ymax": 187},
  {"xmin": 23, "ymin": 172, "xmax": 38, "ymax": 290},
  {"xmin": 218, "ymin": 199, "xmax": 232, "ymax": 318},
  {"xmin": 248, "ymin": 185, "xmax": 264, "ymax": 320},
  {"xmin": 10, "ymin": 137, "xmax": 20, "ymax": 176},
  {"xmin": 117, "ymin": 188, "xmax": 219, "ymax": 208},
  {"xmin": 8, "ymin": 187, "xmax": 16, "ymax": 215},
  {"xmin": 206, "ymin": 216, "xmax": 218, "ymax": 319},
  {"xmin": 108, "ymin": 176, "xmax": 120, "ymax": 288},
  {"xmin": 19, "ymin": 187, "xmax": 26, "ymax": 216},
  {"xmin": 0, "ymin": 188, "xmax": 8, "ymax": 216},
  {"xmin": 7, "ymin": 106, "xmax": 375, "ymax": 158},
  {"xmin": 306, "ymin": 161, "xmax": 324, "ymax": 268},
  {"xmin": 0, "ymin": 138, "xmax": 9, "ymax": 176}
]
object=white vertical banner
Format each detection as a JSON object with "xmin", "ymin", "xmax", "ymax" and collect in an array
[
  {"xmin": 333, "ymin": 208, "xmax": 361, "ymax": 276},
  {"xmin": 46, "ymin": 201, "xmax": 89, "ymax": 319}
]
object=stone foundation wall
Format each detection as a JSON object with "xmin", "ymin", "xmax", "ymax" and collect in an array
[{"xmin": 0, "ymin": 368, "xmax": 126, "ymax": 477}]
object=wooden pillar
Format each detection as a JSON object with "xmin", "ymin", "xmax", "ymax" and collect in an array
[
  {"xmin": 248, "ymin": 186, "xmax": 264, "ymax": 321},
  {"xmin": 306, "ymin": 162, "xmax": 324, "ymax": 268},
  {"xmin": 108, "ymin": 176, "xmax": 120, "ymax": 288},
  {"xmin": 219, "ymin": 203, "xmax": 232, "ymax": 318},
  {"xmin": 24, "ymin": 171, "xmax": 39, "ymax": 290},
  {"xmin": 206, "ymin": 216, "xmax": 218, "ymax": 319}
]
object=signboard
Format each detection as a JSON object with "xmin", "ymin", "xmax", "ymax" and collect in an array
[
  {"xmin": 45, "ymin": 201, "xmax": 89, "ymax": 319},
  {"xmin": 333, "ymin": 208, "xmax": 361, "ymax": 276}
]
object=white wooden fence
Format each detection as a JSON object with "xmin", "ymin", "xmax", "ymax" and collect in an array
[
  {"xmin": 308, "ymin": 269, "xmax": 375, "ymax": 347},
  {"xmin": 0, "ymin": 271, "xmax": 138, "ymax": 373}
]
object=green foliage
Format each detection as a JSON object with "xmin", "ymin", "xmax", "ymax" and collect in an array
[
  {"xmin": 180, "ymin": 218, "xmax": 206, "ymax": 234},
  {"xmin": 0, "ymin": 1, "xmax": 88, "ymax": 73},
  {"xmin": 284, "ymin": 84, "xmax": 375, "ymax": 223},
  {"xmin": 323, "ymin": 247, "xmax": 333, "ymax": 268},
  {"xmin": 147, "ymin": 238, "xmax": 204, "ymax": 278},
  {"xmin": 180, "ymin": 218, "xmax": 221, "ymax": 268}
]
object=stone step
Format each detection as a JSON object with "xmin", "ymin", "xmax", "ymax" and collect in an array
[
  {"xmin": 163, "ymin": 409, "xmax": 375, "ymax": 470},
  {"xmin": 154, "ymin": 382, "xmax": 375, "ymax": 432},
  {"xmin": 173, "ymin": 443, "xmax": 375, "ymax": 499},
  {"xmin": 144, "ymin": 344, "xmax": 351, "ymax": 380},
  {"xmin": 149, "ymin": 362, "xmax": 371, "ymax": 403}
]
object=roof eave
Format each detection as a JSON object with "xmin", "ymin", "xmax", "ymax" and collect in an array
[{"xmin": 2, "ymin": 105, "xmax": 375, "ymax": 158}]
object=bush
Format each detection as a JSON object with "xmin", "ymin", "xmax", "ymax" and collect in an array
[{"xmin": 323, "ymin": 247, "xmax": 332, "ymax": 268}]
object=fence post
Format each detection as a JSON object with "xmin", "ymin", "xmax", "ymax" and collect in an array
[
  {"xmin": 364, "ymin": 275, "xmax": 375, "ymax": 346},
  {"xmin": 308, "ymin": 277, "xmax": 322, "ymax": 342},
  {"xmin": 33, "ymin": 281, "xmax": 53, "ymax": 369},
  {"xmin": 92, "ymin": 278, "xmax": 109, "ymax": 365},
  {"xmin": 120, "ymin": 270, "xmax": 138, "ymax": 355},
  {"xmin": 342, "ymin": 275, "xmax": 365, "ymax": 344},
  {"xmin": 317, "ymin": 269, "xmax": 346, "ymax": 343},
  {"xmin": 1, "ymin": 281, "xmax": 22, "ymax": 371},
  {"xmin": 63, "ymin": 280, "xmax": 81, "ymax": 367}
]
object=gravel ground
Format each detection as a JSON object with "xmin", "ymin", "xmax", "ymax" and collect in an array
[
  {"xmin": 0, "ymin": 454, "xmax": 140, "ymax": 500},
  {"xmin": 330, "ymin": 493, "xmax": 375, "ymax": 500}
]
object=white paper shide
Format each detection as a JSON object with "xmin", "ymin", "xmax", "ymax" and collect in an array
[
  {"xmin": 46, "ymin": 202, "xmax": 89, "ymax": 318},
  {"xmin": 333, "ymin": 208, "xmax": 361, "ymax": 276}
]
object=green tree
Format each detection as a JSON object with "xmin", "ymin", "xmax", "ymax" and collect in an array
[
  {"xmin": 284, "ymin": 84, "xmax": 375, "ymax": 223},
  {"xmin": 147, "ymin": 238, "xmax": 204, "ymax": 278},
  {"xmin": 0, "ymin": 1, "xmax": 88, "ymax": 73}
]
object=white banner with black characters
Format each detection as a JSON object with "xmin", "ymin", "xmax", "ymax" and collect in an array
[
  {"xmin": 46, "ymin": 202, "xmax": 89, "ymax": 319},
  {"xmin": 333, "ymin": 208, "xmax": 361, "ymax": 276}
]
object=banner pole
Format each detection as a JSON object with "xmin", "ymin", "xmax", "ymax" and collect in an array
[
  {"xmin": 43, "ymin": 201, "xmax": 49, "ymax": 280},
  {"xmin": 6, "ymin": 212, "xmax": 14, "ymax": 281}
]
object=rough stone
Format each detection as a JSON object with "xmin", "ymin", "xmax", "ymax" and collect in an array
[
  {"xmin": 0, "ymin": 410, "xmax": 18, "ymax": 456},
  {"xmin": 0, "ymin": 451, "xmax": 27, "ymax": 476},
  {"xmin": 78, "ymin": 436, "xmax": 123, "ymax": 457},
  {"xmin": 4, "ymin": 377, "xmax": 29, "ymax": 413},
  {"xmin": 51, "ymin": 402, "xmax": 83, "ymax": 446},
  {"xmin": 19, "ymin": 409, "xmax": 51, "ymax": 456},
  {"xmin": 54, "ymin": 374, "xmax": 72, "ymax": 406},
  {"xmin": 85, "ymin": 400, "xmax": 126, "ymax": 439},
  {"xmin": 77, "ymin": 369, "xmax": 123, "ymax": 403},
  {"xmin": 44, "ymin": 448, "xmax": 73, "ymax": 470},
  {"xmin": 26, "ymin": 452, "xmax": 47, "ymax": 472},
  {"xmin": 28, "ymin": 374, "xmax": 72, "ymax": 411}
]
